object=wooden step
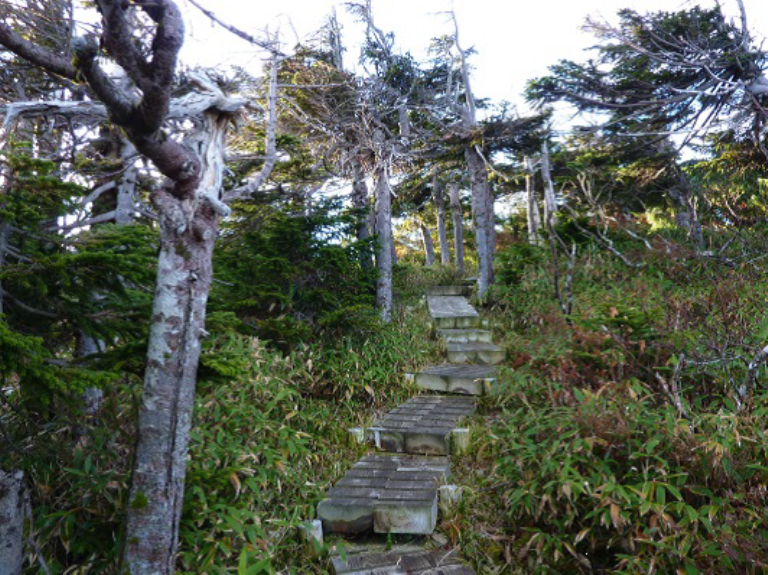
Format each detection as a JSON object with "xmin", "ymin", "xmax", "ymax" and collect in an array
[
  {"xmin": 427, "ymin": 296, "xmax": 480, "ymax": 329},
  {"xmin": 318, "ymin": 455, "xmax": 450, "ymax": 536},
  {"xmin": 332, "ymin": 548, "xmax": 474, "ymax": 574},
  {"xmin": 436, "ymin": 328, "xmax": 493, "ymax": 344},
  {"xmin": 367, "ymin": 396, "xmax": 475, "ymax": 456},
  {"xmin": 426, "ymin": 285, "xmax": 470, "ymax": 297},
  {"xmin": 409, "ymin": 364, "xmax": 496, "ymax": 396},
  {"xmin": 446, "ymin": 342, "xmax": 505, "ymax": 365}
]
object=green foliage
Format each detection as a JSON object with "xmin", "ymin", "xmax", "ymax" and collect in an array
[
  {"xmin": 179, "ymin": 302, "xmax": 442, "ymax": 571},
  {"xmin": 11, "ymin": 283, "xmax": 444, "ymax": 572},
  {"xmin": 463, "ymin": 377, "xmax": 767, "ymax": 573},
  {"xmin": 458, "ymin": 226, "xmax": 768, "ymax": 573},
  {"xmin": 1, "ymin": 378, "xmax": 136, "ymax": 571},
  {"xmin": 212, "ymin": 199, "xmax": 377, "ymax": 348},
  {"xmin": 495, "ymin": 243, "xmax": 545, "ymax": 286}
]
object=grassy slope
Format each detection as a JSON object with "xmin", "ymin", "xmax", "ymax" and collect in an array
[
  {"xmin": 452, "ymin": 230, "xmax": 768, "ymax": 574},
  {"xmin": 177, "ymin": 263, "xmax": 460, "ymax": 573}
]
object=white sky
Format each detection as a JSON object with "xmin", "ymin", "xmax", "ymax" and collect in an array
[{"xmin": 178, "ymin": 0, "xmax": 768, "ymax": 131}]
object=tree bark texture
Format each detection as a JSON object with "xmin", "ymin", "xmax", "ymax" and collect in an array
[
  {"xmin": 374, "ymin": 165, "xmax": 393, "ymax": 322},
  {"xmin": 351, "ymin": 159, "xmax": 373, "ymax": 269},
  {"xmin": 525, "ymin": 156, "xmax": 542, "ymax": 245},
  {"xmin": 124, "ymin": 109, "xmax": 230, "ymax": 574},
  {"xmin": 465, "ymin": 146, "xmax": 492, "ymax": 296},
  {"xmin": 421, "ymin": 224, "xmax": 435, "ymax": 266},
  {"xmin": 448, "ymin": 182, "xmax": 464, "ymax": 274},
  {"xmin": 433, "ymin": 179, "xmax": 450, "ymax": 265},
  {"xmin": 485, "ymin": 177, "xmax": 496, "ymax": 264},
  {"xmin": 541, "ymin": 142, "xmax": 558, "ymax": 228},
  {"xmin": 0, "ymin": 470, "xmax": 24, "ymax": 575},
  {"xmin": 78, "ymin": 334, "xmax": 104, "ymax": 415},
  {"xmin": 0, "ymin": 222, "xmax": 9, "ymax": 315}
]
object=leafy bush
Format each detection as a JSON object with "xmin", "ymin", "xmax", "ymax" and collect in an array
[
  {"xmin": 8, "ymin": 285, "xmax": 444, "ymax": 573},
  {"xmin": 458, "ymin": 226, "xmax": 768, "ymax": 573},
  {"xmin": 461, "ymin": 376, "xmax": 768, "ymax": 573}
]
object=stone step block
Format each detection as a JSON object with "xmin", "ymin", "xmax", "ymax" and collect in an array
[
  {"xmin": 367, "ymin": 396, "xmax": 476, "ymax": 456},
  {"xmin": 410, "ymin": 364, "xmax": 497, "ymax": 396},
  {"xmin": 332, "ymin": 548, "xmax": 474, "ymax": 574},
  {"xmin": 446, "ymin": 342, "xmax": 505, "ymax": 365},
  {"xmin": 426, "ymin": 285, "xmax": 470, "ymax": 297},
  {"xmin": 318, "ymin": 455, "xmax": 450, "ymax": 536},
  {"xmin": 436, "ymin": 328, "xmax": 493, "ymax": 344},
  {"xmin": 427, "ymin": 296, "xmax": 480, "ymax": 329}
]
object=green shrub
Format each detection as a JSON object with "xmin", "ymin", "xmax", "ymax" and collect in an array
[
  {"xmin": 495, "ymin": 243, "xmax": 546, "ymax": 287},
  {"xmin": 461, "ymin": 376, "xmax": 767, "ymax": 574},
  {"xmin": 212, "ymin": 198, "xmax": 377, "ymax": 349}
]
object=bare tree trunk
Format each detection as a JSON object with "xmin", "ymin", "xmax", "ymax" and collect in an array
[
  {"xmin": 486, "ymin": 178, "xmax": 496, "ymax": 272},
  {"xmin": 0, "ymin": 6, "xmax": 261, "ymax": 572},
  {"xmin": 433, "ymin": 178, "xmax": 450, "ymax": 265},
  {"xmin": 0, "ymin": 470, "xmax": 24, "ymax": 575},
  {"xmin": 351, "ymin": 158, "xmax": 373, "ymax": 269},
  {"xmin": 78, "ymin": 334, "xmax": 103, "ymax": 414},
  {"xmin": 541, "ymin": 142, "xmax": 558, "ymax": 228},
  {"xmin": 525, "ymin": 156, "xmax": 542, "ymax": 245},
  {"xmin": 466, "ymin": 146, "xmax": 492, "ymax": 296},
  {"xmin": 448, "ymin": 182, "xmax": 464, "ymax": 274},
  {"xmin": 421, "ymin": 224, "xmax": 435, "ymax": 266},
  {"xmin": 115, "ymin": 140, "xmax": 138, "ymax": 225},
  {"xmin": 391, "ymin": 224, "xmax": 398, "ymax": 267},
  {"xmin": 374, "ymin": 165, "xmax": 392, "ymax": 322},
  {"xmin": 669, "ymin": 172, "xmax": 705, "ymax": 250},
  {"xmin": 124, "ymin": 111, "xmax": 229, "ymax": 573},
  {"xmin": 0, "ymin": 222, "xmax": 8, "ymax": 315}
]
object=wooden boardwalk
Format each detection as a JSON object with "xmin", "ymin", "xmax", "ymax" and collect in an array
[{"xmin": 314, "ymin": 286, "xmax": 504, "ymax": 573}]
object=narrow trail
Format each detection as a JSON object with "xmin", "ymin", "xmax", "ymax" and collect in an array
[{"xmin": 312, "ymin": 283, "xmax": 504, "ymax": 574}]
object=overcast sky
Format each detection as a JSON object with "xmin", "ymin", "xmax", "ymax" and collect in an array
[{"xmin": 178, "ymin": 0, "xmax": 767, "ymax": 128}]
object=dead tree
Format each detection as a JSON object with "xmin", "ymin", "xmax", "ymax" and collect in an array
[
  {"xmin": 421, "ymin": 223, "xmax": 436, "ymax": 266},
  {"xmin": 525, "ymin": 156, "xmax": 542, "ymax": 245},
  {"xmin": 0, "ymin": 2, "xmax": 280, "ymax": 571},
  {"xmin": 448, "ymin": 10, "xmax": 495, "ymax": 296},
  {"xmin": 448, "ymin": 182, "xmax": 465, "ymax": 273},
  {"xmin": 433, "ymin": 176, "xmax": 451, "ymax": 265},
  {"xmin": 540, "ymin": 141, "xmax": 558, "ymax": 228}
]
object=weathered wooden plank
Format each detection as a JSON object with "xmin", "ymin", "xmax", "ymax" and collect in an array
[
  {"xmin": 446, "ymin": 342, "xmax": 505, "ymax": 365},
  {"xmin": 332, "ymin": 549, "xmax": 473, "ymax": 575},
  {"xmin": 368, "ymin": 396, "xmax": 476, "ymax": 456},
  {"xmin": 427, "ymin": 296, "xmax": 480, "ymax": 329},
  {"xmin": 412, "ymin": 364, "xmax": 497, "ymax": 396},
  {"xmin": 436, "ymin": 328, "xmax": 493, "ymax": 343},
  {"xmin": 319, "ymin": 455, "xmax": 450, "ymax": 535},
  {"xmin": 426, "ymin": 285, "xmax": 471, "ymax": 296}
]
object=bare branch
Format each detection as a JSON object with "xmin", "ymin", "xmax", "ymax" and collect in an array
[
  {"xmin": 51, "ymin": 210, "xmax": 117, "ymax": 233},
  {"xmin": 0, "ymin": 20, "xmax": 77, "ymax": 80},
  {"xmin": 562, "ymin": 204, "xmax": 645, "ymax": 268},
  {"xmin": 224, "ymin": 52, "xmax": 280, "ymax": 202},
  {"xmin": 185, "ymin": 0, "xmax": 286, "ymax": 55}
]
